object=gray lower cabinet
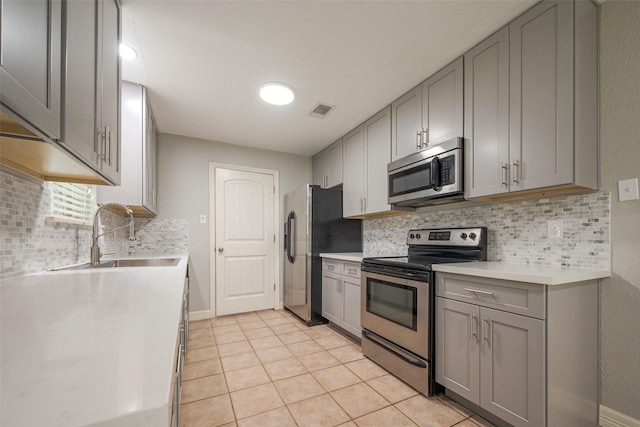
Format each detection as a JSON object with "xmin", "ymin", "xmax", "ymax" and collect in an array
[
  {"xmin": 465, "ymin": 0, "xmax": 599, "ymax": 200},
  {"xmin": 343, "ymin": 106, "xmax": 391, "ymax": 218},
  {"xmin": 436, "ymin": 272, "xmax": 599, "ymax": 427},
  {"xmin": 98, "ymin": 82, "xmax": 158, "ymax": 216},
  {"xmin": 391, "ymin": 57, "xmax": 463, "ymax": 161},
  {"xmin": 59, "ymin": 0, "xmax": 121, "ymax": 185},
  {"xmin": 321, "ymin": 259, "xmax": 361, "ymax": 338},
  {"xmin": 0, "ymin": 0, "xmax": 62, "ymax": 140}
]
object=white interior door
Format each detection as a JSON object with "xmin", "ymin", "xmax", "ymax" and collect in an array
[{"xmin": 214, "ymin": 167, "xmax": 276, "ymax": 315}]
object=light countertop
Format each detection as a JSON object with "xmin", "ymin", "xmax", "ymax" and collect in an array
[
  {"xmin": 432, "ymin": 261, "xmax": 610, "ymax": 285},
  {"xmin": 0, "ymin": 254, "xmax": 189, "ymax": 427},
  {"xmin": 319, "ymin": 252, "xmax": 364, "ymax": 262}
]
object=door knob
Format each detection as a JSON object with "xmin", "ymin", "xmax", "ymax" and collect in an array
[{"xmin": 218, "ymin": 247, "xmax": 224, "ymax": 253}]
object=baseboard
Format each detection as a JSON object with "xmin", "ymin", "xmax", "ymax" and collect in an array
[
  {"xmin": 189, "ymin": 310, "xmax": 211, "ymax": 321},
  {"xmin": 600, "ymin": 406, "xmax": 640, "ymax": 427}
]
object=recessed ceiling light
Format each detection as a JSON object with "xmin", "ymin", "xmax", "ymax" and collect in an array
[
  {"xmin": 259, "ymin": 82, "xmax": 294, "ymax": 106},
  {"xmin": 119, "ymin": 43, "xmax": 137, "ymax": 60}
]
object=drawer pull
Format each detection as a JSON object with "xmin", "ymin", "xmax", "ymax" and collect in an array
[
  {"xmin": 347, "ymin": 268, "xmax": 357, "ymax": 274},
  {"xmin": 327, "ymin": 264, "xmax": 335, "ymax": 271},
  {"xmin": 464, "ymin": 287, "xmax": 495, "ymax": 297}
]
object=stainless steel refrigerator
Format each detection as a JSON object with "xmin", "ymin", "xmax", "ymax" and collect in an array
[{"xmin": 283, "ymin": 184, "xmax": 362, "ymax": 325}]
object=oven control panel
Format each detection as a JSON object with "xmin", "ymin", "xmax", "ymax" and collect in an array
[{"xmin": 406, "ymin": 227, "xmax": 485, "ymax": 247}]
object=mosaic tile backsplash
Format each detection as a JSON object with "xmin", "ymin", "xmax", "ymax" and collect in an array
[
  {"xmin": 364, "ymin": 191, "xmax": 611, "ymax": 270},
  {"xmin": 0, "ymin": 169, "xmax": 188, "ymax": 280}
]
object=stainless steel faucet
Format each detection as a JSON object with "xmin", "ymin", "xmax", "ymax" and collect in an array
[{"xmin": 91, "ymin": 202, "xmax": 136, "ymax": 266}]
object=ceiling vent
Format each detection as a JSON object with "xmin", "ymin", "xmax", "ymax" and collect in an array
[{"xmin": 309, "ymin": 103, "xmax": 335, "ymax": 119}]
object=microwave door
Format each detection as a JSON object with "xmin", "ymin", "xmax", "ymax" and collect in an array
[{"xmin": 388, "ymin": 160, "xmax": 433, "ymax": 204}]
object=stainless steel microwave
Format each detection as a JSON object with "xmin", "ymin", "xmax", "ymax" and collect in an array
[{"xmin": 387, "ymin": 137, "xmax": 463, "ymax": 207}]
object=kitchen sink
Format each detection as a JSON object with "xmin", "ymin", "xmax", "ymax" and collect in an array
[{"xmin": 50, "ymin": 257, "xmax": 181, "ymax": 271}]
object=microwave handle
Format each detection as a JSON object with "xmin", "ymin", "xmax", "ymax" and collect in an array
[{"xmin": 431, "ymin": 156, "xmax": 442, "ymax": 191}]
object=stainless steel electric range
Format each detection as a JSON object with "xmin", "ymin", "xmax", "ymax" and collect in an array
[{"xmin": 361, "ymin": 227, "xmax": 487, "ymax": 396}]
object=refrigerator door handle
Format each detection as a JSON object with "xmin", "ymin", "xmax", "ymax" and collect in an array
[{"xmin": 286, "ymin": 211, "xmax": 295, "ymax": 263}]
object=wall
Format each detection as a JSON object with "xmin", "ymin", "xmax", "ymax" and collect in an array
[
  {"xmin": 0, "ymin": 167, "xmax": 188, "ymax": 280},
  {"xmin": 157, "ymin": 133, "xmax": 312, "ymax": 313},
  {"xmin": 364, "ymin": 192, "xmax": 610, "ymax": 270},
  {"xmin": 599, "ymin": 0, "xmax": 640, "ymax": 420}
]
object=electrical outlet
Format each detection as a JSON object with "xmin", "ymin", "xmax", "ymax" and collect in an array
[
  {"xmin": 199, "ymin": 215, "xmax": 207, "ymax": 224},
  {"xmin": 618, "ymin": 178, "xmax": 639, "ymax": 202},
  {"xmin": 547, "ymin": 219, "xmax": 563, "ymax": 239}
]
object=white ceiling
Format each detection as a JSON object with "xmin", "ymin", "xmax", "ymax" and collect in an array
[{"xmin": 121, "ymin": 0, "xmax": 537, "ymax": 157}]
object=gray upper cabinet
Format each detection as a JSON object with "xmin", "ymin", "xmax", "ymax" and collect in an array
[
  {"xmin": 421, "ymin": 57, "xmax": 464, "ymax": 146},
  {"xmin": 392, "ymin": 57, "xmax": 463, "ymax": 161},
  {"xmin": 509, "ymin": 0, "xmax": 574, "ymax": 192},
  {"xmin": 96, "ymin": 0, "xmax": 121, "ymax": 183},
  {"xmin": 466, "ymin": 0, "xmax": 598, "ymax": 200},
  {"xmin": 60, "ymin": 0, "xmax": 99, "ymax": 169},
  {"xmin": 342, "ymin": 125, "xmax": 365, "ymax": 217},
  {"xmin": 60, "ymin": 0, "xmax": 121, "ymax": 185},
  {"xmin": 98, "ymin": 82, "xmax": 157, "ymax": 216},
  {"xmin": 143, "ymin": 94, "xmax": 159, "ymax": 214},
  {"xmin": 391, "ymin": 85, "xmax": 422, "ymax": 161},
  {"xmin": 343, "ymin": 106, "xmax": 392, "ymax": 218},
  {"xmin": 464, "ymin": 27, "xmax": 510, "ymax": 198},
  {"xmin": 0, "ymin": 0, "xmax": 62, "ymax": 140},
  {"xmin": 313, "ymin": 139, "xmax": 342, "ymax": 189}
]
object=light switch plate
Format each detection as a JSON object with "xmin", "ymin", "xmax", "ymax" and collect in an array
[
  {"xmin": 547, "ymin": 219, "xmax": 563, "ymax": 239},
  {"xmin": 199, "ymin": 215, "xmax": 207, "ymax": 224},
  {"xmin": 618, "ymin": 178, "xmax": 639, "ymax": 202}
]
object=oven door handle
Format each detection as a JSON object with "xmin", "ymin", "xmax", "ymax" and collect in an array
[{"xmin": 362, "ymin": 330, "xmax": 427, "ymax": 368}]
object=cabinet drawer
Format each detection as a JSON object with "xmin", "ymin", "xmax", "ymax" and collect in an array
[
  {"xmin": 342, "ymin": 261, "xmax": 361, "ymax": 279},
  {"xmin": 436, "ymin": 273, "xmax": 545, "ymax": 319},
  {"xmin": 323, "ymin": 259, "xmax": 344, "ymax": 274}
]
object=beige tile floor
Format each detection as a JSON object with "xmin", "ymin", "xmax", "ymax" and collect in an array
[{"xmin": 181, "ymin": 309, "xmax": 495, "ymax": 427}]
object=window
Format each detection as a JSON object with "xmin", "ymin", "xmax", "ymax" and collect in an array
[{"xmin": 48, "ymin": 182, "xmax": 97, "ymax": 225}]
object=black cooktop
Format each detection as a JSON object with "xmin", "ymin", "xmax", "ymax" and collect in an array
[{"xmin": 362, "ymin": 227, "xmax": 487, "ymax": 277}]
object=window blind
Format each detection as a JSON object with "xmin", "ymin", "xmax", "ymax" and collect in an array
[{"xmin": 48, "ymin": 183, "xmax": 96, "ymax": 225}]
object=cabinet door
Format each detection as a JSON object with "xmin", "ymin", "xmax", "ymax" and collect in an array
[
  {"xmin": 0, "ymin": 0, "xmax": 62, "ymax": 139},
  {"xmin": 480, "ymin": 307, "xmax": 544, "ymax": 427},
  {"xmin": 326, "ymin": 140, "xmax": 343, "ymax": 188},
  {"xmin": 436, "ymin": 297, "xmax": 480, "ymax": 404},
  {"xmin": 321, "ymin": 271, "xmax": 341, "ymax": 324},
  {"xmin": 422, "ymin": 57, "xmax": 463, "ymax": 146},
  {"xmin": 60, "ymin": 0, "xmax": 99, "ymax": 168},
  {"xmin": 96, "ymin": 0, "xmax": 121, "ymax": 184},
  {"xmin": 391, "ymin": 85, "xmax": 421, "ymax": 161},
  {"xmin": 342, "ymin": 125, "xmax": 365, "ymax": 218},
  {"xmin": 313, "ymin": 152, "xmax": 327, "ymax": 188},
  {"xmin": 143, "ymin": 95, "xmax": 158, "ymax": 214},
  {"xmin": 364, "ymin": 107, "xmax": 391, "ymax": 215},
  {"xmin": 509, "ymin": 0, "xmax": 573, "ymax": 191},
  {"xmin": 464, "ymin": 28, "xmax": 510, "ymax": 199},
  {"xmin": 341, "ymin": 274, "xmax": 361, "ymax": 337}
]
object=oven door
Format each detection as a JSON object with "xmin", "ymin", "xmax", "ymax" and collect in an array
[{"xmin": 360, "ymin": 270, "xmax": 429, "ymax": 358}]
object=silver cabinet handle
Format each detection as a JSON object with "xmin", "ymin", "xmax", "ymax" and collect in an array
[
  {"xmin": 483, "ymin": 318, "xmax": 491, "ymax": 345},
  {"xmin": 97, "ymin": 127, "xmax": 107, "ymax": 161},
  {"xmin": 512, "ymin": 159, "xmax": 520, "ymax": 184},
  {"xmin": 347, "ymin": 267, "xmax": 357, "ymax": 274},
  {"xmin": 218, "ymin": 247, "xmax": 224, "ymax": 253},
  {"xmin": 422, "ymin": 127, "xmax": 429, "ymax": 147},
  {"xmin": 327, "ymin": 264, "xmax": 335, "ymax": 271},
  {"xmin": 106, "ymin": 126, "xmax": 112, "ymax": 165},
  {"xmin": 471, "ymin": 314, "xmax": 479, "ymax": 342},
  {"xmin": 501, "ymin": 162, "xmax": 509, "ymax": 187},
  {"xmin": 416, "ymin": 130, "xmax": 422, "ymax": 149},
  {"xmin": 363, "ymin": 198, "xmax": 367, "ymax": 213},
  {"xmin": 464, "ymin": 287, "xmax": 495, "ymax": 297},
  {"xmin": 360, "ymin": 198, "xmax": 364, "ymax": 213}
]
